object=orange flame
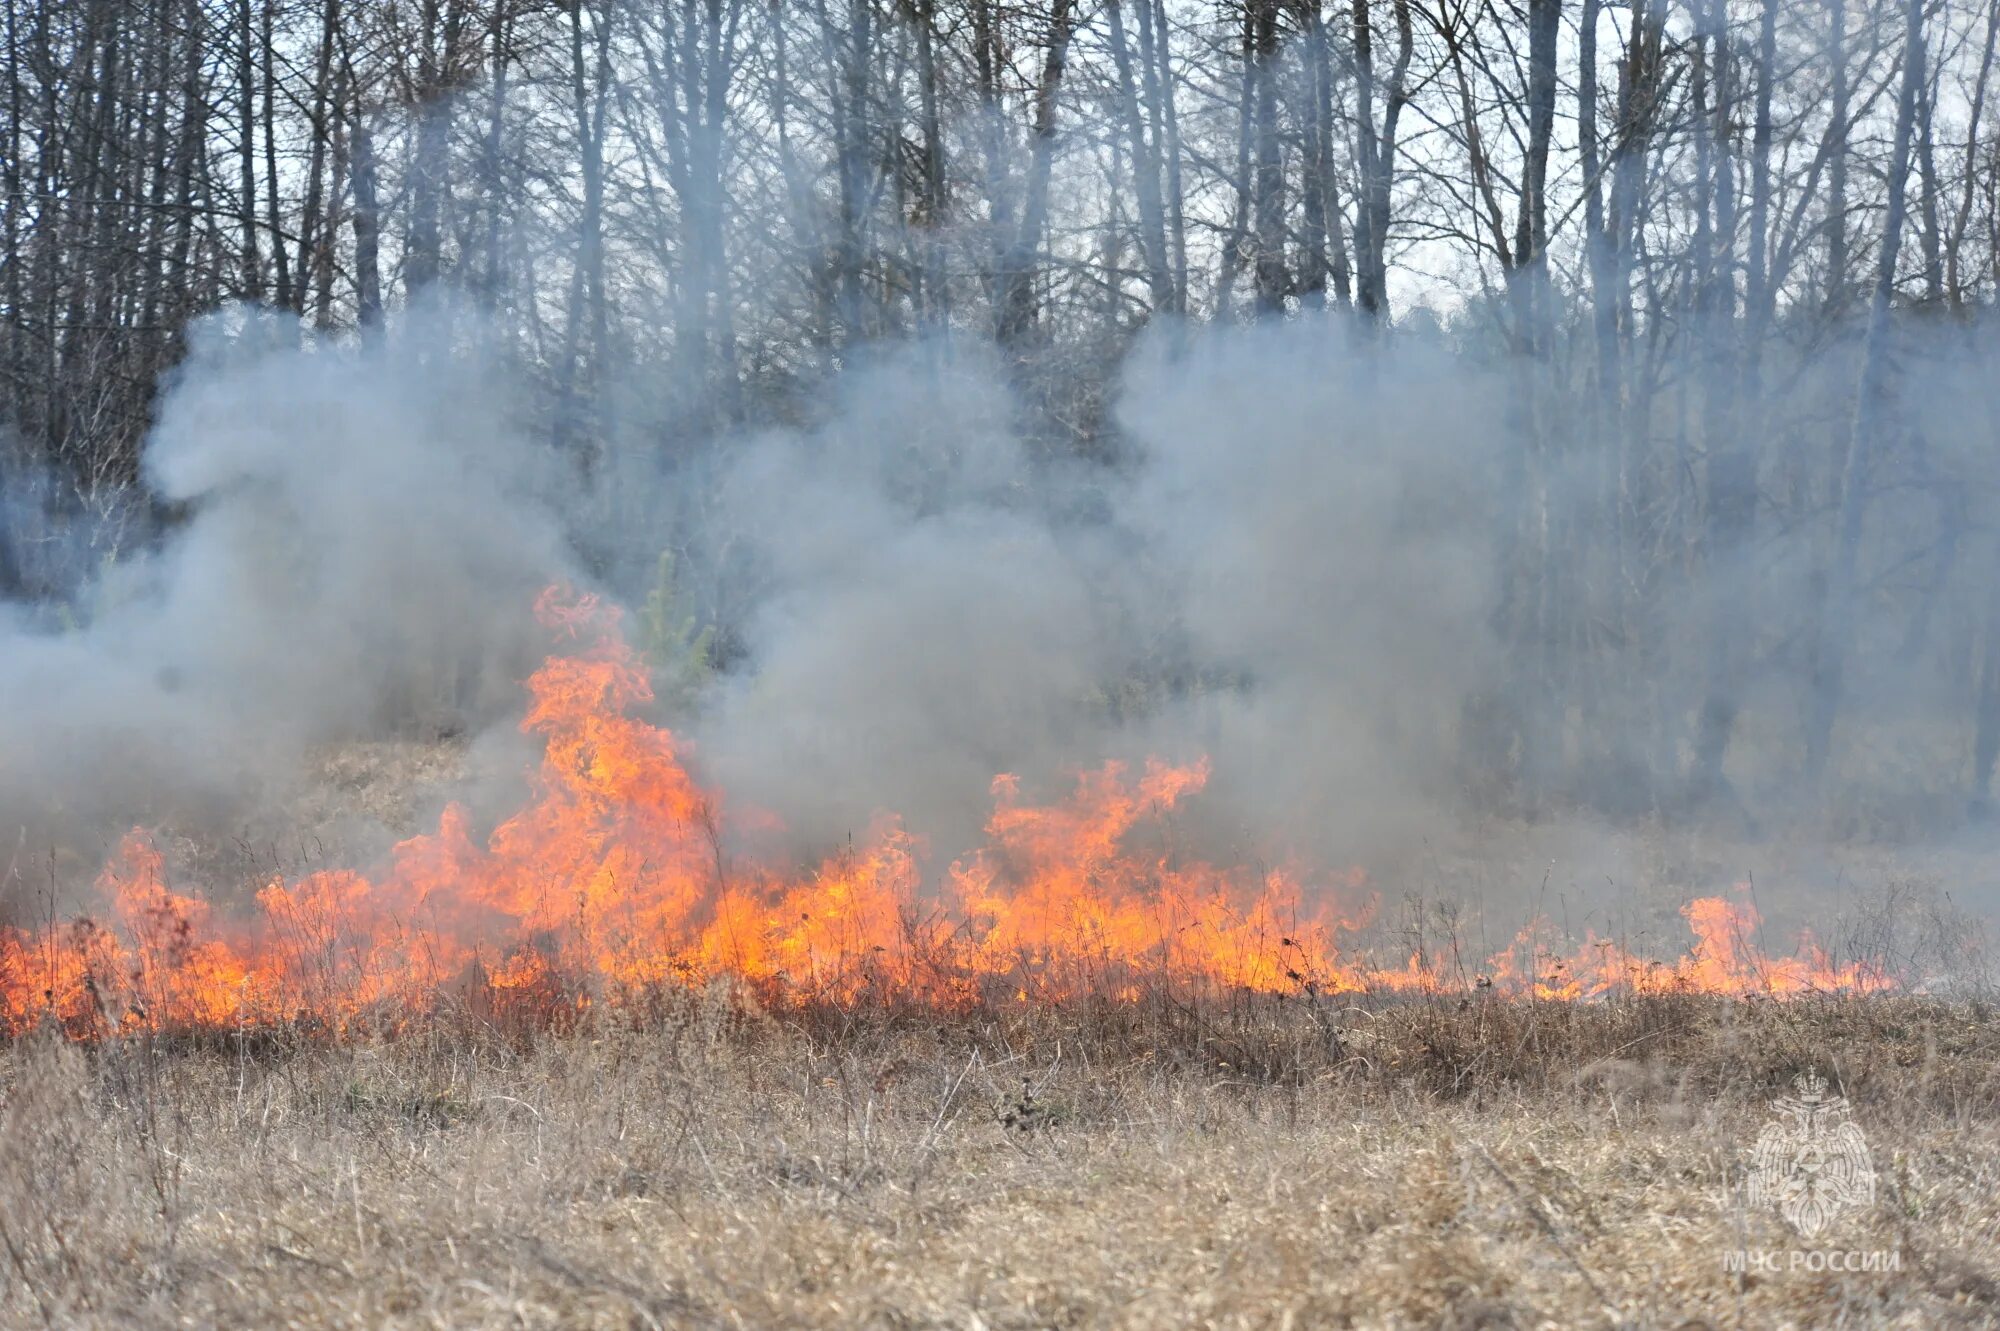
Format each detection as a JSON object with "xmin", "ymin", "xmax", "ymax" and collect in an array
[{"xmin": 0, "ymin": 589, "xmax": 1898, "ymax": 1037}]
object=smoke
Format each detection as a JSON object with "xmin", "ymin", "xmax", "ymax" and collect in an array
[
  {"xmin": 686, "ymin": 348, "xmax": 1127, "ymax": 857},
  {"xmin": 0, "ymin": 302, "xmax": 1596, "ymax": 895},
  {"xmin": 0, "ymin": 308, "xmax": 574, "ymax": 863},
  {"xmin": 0, "ymin": 292, "xmax": 1507, "ymax": 882},
  {"xmin": 9, "ymin": 298, "xmax": 2000, "ymax": 911},
  {"xmin": 1116, "ymin": 322, "xmax": 1503, "ymax": 860},
  {"xmin": 679, "ymin": 322, "xmax": 1502, "ymax": 869}
]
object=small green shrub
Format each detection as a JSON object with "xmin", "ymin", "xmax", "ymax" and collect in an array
[{"xmin": 639, "ymin": 549, "xmax": 714, "ymax": 714}]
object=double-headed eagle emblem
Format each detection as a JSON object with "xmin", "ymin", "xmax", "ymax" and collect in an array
[{"xmin": 1747, "ymin": 1070, "xmax": 1876, "ymax": 1239}]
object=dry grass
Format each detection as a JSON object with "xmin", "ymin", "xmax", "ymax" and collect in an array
[
  {"xmin": 0, "ymin": 994, "xmax": 1996, "ymax": 1329},
  {"xmin": 6, "ymin": 747, "xmax": 1996, "ymax": 1327}
]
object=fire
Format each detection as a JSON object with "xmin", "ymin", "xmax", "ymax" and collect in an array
[{"xmin": 0, "ymin": 590, "xmax": 1897, "ymax": 1038}]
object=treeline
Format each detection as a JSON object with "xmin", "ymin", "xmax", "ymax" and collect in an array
[{"xmin": 5, "ymin": 0, "xmax": 2000, "ymax": 823}]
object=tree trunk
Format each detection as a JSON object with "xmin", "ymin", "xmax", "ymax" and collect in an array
[
  {"xmin": 1298, "ymin": 2, "xmax": 1350, "ymax": 309},
  {"xmin": 1803, "ymin": 0, "xmax": 1927, "ymax": 783},
  {"xmin": 1105, "ymin": 0, "xmax": 1173, "ymax": 315},
  {"xmin": 912, "ymin": 0, "xmax": 950, "ymax": 333},
  {"xmin": 480, "ymin": 4, "xmax": 513, "ymax": 307},
  {"xmin": 1947, "ymin": 0, "xmax": 1999, "ymax": 306},
  {"xmin": 821, "ymin": 0, "xmax": 874, "ymax": 345},
  {"xmin": 1217, "ymin": 4, "xmax": 1257, "ymax": 319},
  {"xmin": 261, "ymin": 0, "xmax": 292, "ymax": 313},
  {"xmin": 996, "ymin": 0, "xmax": 1075, "ymax": 347},
  {"xmin": 1580, "ymin": 0, "xmax": 1619, "ymax": 421},
  {"xmin": 559, "ymin": 0, "xmax": 613, "ymax": 457},
  {"xmin": 1512, "ymin": 0, "xmax": 1559, "ymax": 350},
  {"xmin": 236, "ymin": 0, "xmax": 263, "ymax": 300},
  {"xmin": 1826, "ymin": 0, "xmax": 1849, "ymax": 309},
  {"xmin": 1914, "ymin": 31, "xmax": 1942, "ymax": 304},
  {"xmin": 1690, "ymin": 0, "xmax": 1774, "ymax": 801},
  {"xmin": 407, "ymin": 0, "xmax": 469, "ymax": 299},
  {"xmin": 1250, "ymin": 0, "xmax": 1286, "ymax": 317},
  {"xmin": 1352, "ymin": 0, "xmax": 1412, "ymax": 319},
  {"xmin": 346, "ymin": 51, "xmax": 384, "ymax": 340},
  {"xmin": 295, "ymin": 0, "xmax": 340, "ymax": 319},
  {"xmin": 1142, "ymin": 0, "xmax": 1189, "ymax": 312}
]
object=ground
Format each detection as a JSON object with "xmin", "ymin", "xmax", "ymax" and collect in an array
[
  {"xmin": 1, "ymin": 995, "xmax": 1997, "ymax": 1329},
  {"xmin": 5, "ymin": 743, "xmax": 1998, "ymax": 1327}
]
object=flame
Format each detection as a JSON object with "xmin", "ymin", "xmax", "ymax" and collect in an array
[{"xmin": 0, "ymin": 589, "xmax": 1898, "ymax": 1037}]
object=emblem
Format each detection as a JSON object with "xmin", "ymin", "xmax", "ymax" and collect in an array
[{"xmin": 1748, "ymin": 1070, "xmax": 1875, "ymax": 1239}]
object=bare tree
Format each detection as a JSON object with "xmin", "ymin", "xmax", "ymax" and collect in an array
[{"xmin": 1805, "ymin": 0, "xmax": 1930, "ymax": 782}]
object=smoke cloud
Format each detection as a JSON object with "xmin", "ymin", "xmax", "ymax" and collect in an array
[
  {"xmin": 0, "ymin": 308, "xmax": 574, "ymax": 866},
  {"xmin": 8, "ymin": 302, "xmax": 2000, "ymax": 918},
  {"xmin": 678, "ymin": 322, "xmax": 1503, "ymax": 869}
]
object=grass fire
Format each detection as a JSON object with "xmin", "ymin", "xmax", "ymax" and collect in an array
[
  {"xmin": 4, "ymin": 589, "xmax": 1898, "ymax": 1042},
  {"xmin": 11, "ymin": 0, "xmax": 2000, "ymax": 1319}
]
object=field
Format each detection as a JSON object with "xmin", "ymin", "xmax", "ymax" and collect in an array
[
  {"xmin": 3, "ymin": 620, "xmax": 1997, "ymax": 1329},
  {"xmin": 2, "ymin": 991, "xmax": 1998, "ymax": 1330}
]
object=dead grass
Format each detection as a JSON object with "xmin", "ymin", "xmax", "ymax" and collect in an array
[
  {"xmin": 5, "ymin": 750, "xmax": 1996, "ymax": 1327},
  {"xmin": 0, "ymin": 994, "xmax": 1996, "ymax": 1329}
]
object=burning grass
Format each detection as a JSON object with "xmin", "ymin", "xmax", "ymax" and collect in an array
[
  {"xmin": 2, "ymin": 992, "xmax": 1997, "ymax": 1328},
  {"xmin": 3, "ymin": 585, "xmax": 1994, "ymax": 1325},
  {"xmin": 0, "ymin": 590, "xmax": 1924, "ymax": 1041}
]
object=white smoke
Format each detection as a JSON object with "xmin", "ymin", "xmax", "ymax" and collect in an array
[
  {"xmin": 681, "ymin": 322, "xmax": 1502, "ymax": 868},
  {"xmin": 0, "ymin": 307, "xmax": 575, "ymax": 865}
]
